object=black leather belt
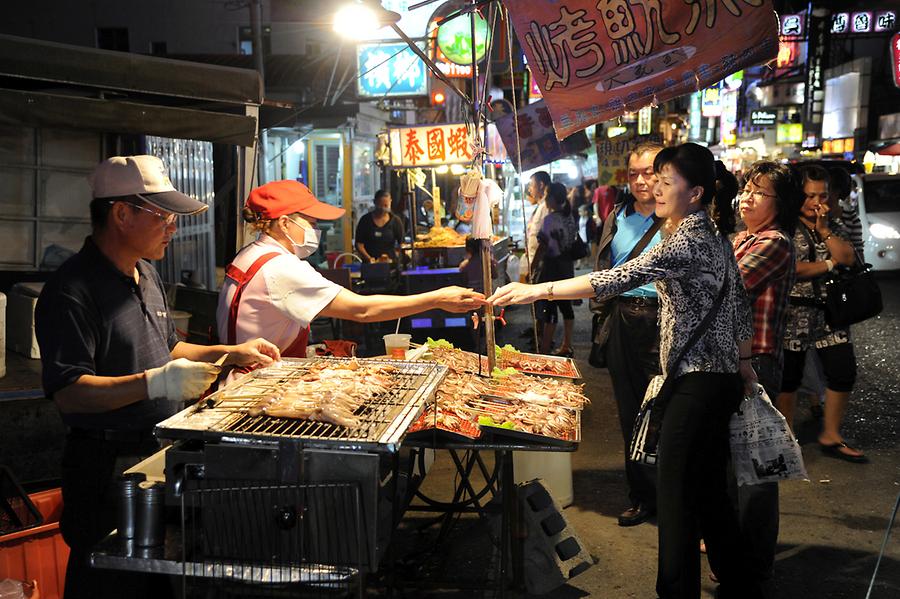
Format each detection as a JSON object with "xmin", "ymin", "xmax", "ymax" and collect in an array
[
  {"xmin": 617, "ymin": 296, "xmax": 659, "ymax": 307},
  {"xmin": 68, "ymin": 427, "xmax": 155, "ymax": 444}
]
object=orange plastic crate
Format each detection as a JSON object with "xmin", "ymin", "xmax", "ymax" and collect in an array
[{"xmin": 0, "ymin": 488, "xmax": 69, "ymax": 599}]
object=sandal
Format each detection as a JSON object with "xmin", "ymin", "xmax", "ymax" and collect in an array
[
  {"xmin": 552, "ymin": 347, "xmax": 574, "ymax": 358},
  {"xmin": 819, "ymin": 441, "xmax": 868, "ymax": 463}
]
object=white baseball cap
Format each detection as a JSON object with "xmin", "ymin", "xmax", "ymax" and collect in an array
[{"xmin": 89, "ymin": 155, "xmax": 207, "ymax": 215}]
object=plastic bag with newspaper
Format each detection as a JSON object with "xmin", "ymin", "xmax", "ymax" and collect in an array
[{"xmin": 730, "ymin": 384, "xmax": 808, "ymax": 486}]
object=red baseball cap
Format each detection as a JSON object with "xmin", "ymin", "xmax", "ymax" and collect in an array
[{"xmin": 245, "ymin": 180, "xmax": 345, "ymax": 220}]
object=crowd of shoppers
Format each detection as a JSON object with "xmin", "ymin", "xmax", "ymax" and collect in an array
[{"xmin": 494, "ymin": 144, "xmax": 870, "ymax": 598}]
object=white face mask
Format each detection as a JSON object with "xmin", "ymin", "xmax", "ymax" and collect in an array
[{"xmin": 284, "ymin": 217, "xmax": 321, "ymax": 259}]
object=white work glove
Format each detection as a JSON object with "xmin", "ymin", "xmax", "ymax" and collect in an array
[{"xmin": 145, "ymin": 358, "xmax": 220, "ymax": 402}]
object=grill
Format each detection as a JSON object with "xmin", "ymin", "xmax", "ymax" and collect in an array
[
  {"xmin": 158, "ymin": 358, "xmax": 447, "ymax": 577},
  {"xmin": 156, "ymin": 357, "xmax": 448, "ymax": 452}
]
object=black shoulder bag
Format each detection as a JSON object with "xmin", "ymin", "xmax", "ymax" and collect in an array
[
  {"xmin": 629, "ymin": 236, "xmax": 731, "ymax": 466},
  {"xmin": 795, "ymin": 224, "xmax": 883, "ymax": 328},
  {"xmin": 588, "ymin": 215, "xmax": 663, "ymax": 368}
]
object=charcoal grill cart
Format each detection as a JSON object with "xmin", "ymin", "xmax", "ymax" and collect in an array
[{"xmin": 91, "ymin": 357, "xmax": 447, "ymax": 597}]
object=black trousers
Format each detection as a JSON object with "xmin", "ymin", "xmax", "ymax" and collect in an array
[
  {"xmin": 606, "ymin": 299, "xmax": 660, "ymax": 510},
  {"xmin": 656, "ymin": 372, "xmax": 748, "ymax": 599},
  {"xmin": 60, "ymin": 434, "xmax": 172, "ymax": 599}
]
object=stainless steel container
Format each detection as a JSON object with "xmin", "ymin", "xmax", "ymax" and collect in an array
[
  {"xmin": 117, "ymin": 472, "xmax": 146, "ymax": 540},
  {"xmin": 134, "ymin": 481, "xmax": 165, "ymax": 547}
]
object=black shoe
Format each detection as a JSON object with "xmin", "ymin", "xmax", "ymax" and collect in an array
[{"xmin": 617, "ymin": 505, "xmax": 655, "ymax": 527}]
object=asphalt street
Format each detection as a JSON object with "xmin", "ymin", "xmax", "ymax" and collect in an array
[{"xmin": 402, "ymin": 274, "xmax": 900, "ymax": 599}]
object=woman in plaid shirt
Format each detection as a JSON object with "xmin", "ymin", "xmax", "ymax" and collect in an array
[{"xmin": 731, "ymin": 161, "xmax": 801, "ymax": 597}]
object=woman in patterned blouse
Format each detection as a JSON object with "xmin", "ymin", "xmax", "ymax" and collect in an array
[
  {"xmin": 776, "ymin": 164, "xmax": 862, "ymax": 462},
  {"xmin": 489, "ymin": 143, "xmax": 755, "ymax": 599}
]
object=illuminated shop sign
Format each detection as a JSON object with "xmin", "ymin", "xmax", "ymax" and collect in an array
[
  {"xmin": 356, "ymin": 41, "xmax": 428, "ymax": 98},
  {"xmin": 832, "ymin": 13, "xmax": 849, "ymax": 34},
  {"xmin": 750, "ymin": 110, "xmax": 777, "ymax": 126},
  {"xmin": 436, "ymin": 12, "xmax": 491, "ymax": 65},
  {"xmin": 823, "ymin": 138, "xmax": 855, "ymax": 155},
  {"xmin": 776, "ymin": 123, "xmax": 803, "ymax": 144},
  {"xmin": 701, "ymin": 84, "xmax": 722, "ymax": 118},
  {"xmin": 875, "ymin": 11, "xmax": 897, "ymax": 32},
  {"xmin": 638, "ymin": 106, "xmax": 652, "ymax": 135},
  {"xmin": 389, "ymin": 123, "xmax": 472, "ymax": 167},
  {"xmin": 852, "ymin": 12, "xmax": 873, "ymax": 34},
  {"xmin": 780, "ymin": 13, "xmax": 804, "ymax": 38}
]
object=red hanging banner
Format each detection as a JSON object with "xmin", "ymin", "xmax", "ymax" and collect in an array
[{"xmin": 504, "ymin": 0, "xmax": 779, "ymax": 139}]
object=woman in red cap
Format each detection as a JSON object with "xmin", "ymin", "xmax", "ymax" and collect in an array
[{"xmin": 217, "ymin": 180, "xmax": 486, "ymax": 359}]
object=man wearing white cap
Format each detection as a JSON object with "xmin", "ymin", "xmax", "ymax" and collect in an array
[{"xmin": 35, "ymin": 155, "xmax": 280, "ymax": 598}]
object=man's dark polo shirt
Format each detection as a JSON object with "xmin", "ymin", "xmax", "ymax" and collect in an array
[{"xmin": 35, "ymin": 237, "xmax": 180, "ymax": 431}]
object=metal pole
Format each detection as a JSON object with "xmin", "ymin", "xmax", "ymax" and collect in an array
[
  {"xmin": 250, "ymin": 0, "xmax": 267, "ymax": 184},
  {"xmin": 470, "ymin": 1, "xmax": 496, "ymax": 372}
]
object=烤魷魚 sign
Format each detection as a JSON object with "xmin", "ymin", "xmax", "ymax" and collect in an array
[
  {"xmin": 389, "ymin": 123, "xmax": 473, "ymax": 167},
  {"xmin": 505, "ymin": 0, "xmax": 778, "ymax": 139}
]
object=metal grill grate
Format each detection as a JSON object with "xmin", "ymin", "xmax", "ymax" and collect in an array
[{"xmin": 156, "ymin": 358, "xmax": 448, "ymax": 451}]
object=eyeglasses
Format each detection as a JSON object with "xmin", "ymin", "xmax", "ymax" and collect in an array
[
  {"xmin": 739, "ymin": 188, "xmax": 777, "ymax": 201},
  {"xmin": 111, "ymin": 200, "xmax": 178, "ymax": 225}
]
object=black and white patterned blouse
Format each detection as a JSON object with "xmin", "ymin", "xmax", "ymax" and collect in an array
[
  {"xmin": 783, "ymin": 219, "xmax": 852, "ymax": 351},
  {"xmin": 589, "ymin": 211, "xmax": 753, "ymax": 379}
]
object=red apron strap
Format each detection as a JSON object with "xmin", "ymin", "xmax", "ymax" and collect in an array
[
  {"xmin": 281, "ymin": 326, "xmax": 310, "ymax": 358},
  {"xmin": 226, "ymin": 252, "xmax": 281, "ymax": 345}
]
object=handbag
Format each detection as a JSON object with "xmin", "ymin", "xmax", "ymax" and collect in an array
[
  {"xmin": 823, "ymin": 260, "xmax": 882, "ymax": 328},
  {"xmin": 588, "ymin": 214, "xmax": 663, "ymax": 368},
  {"xmin": 629, "ymin": 235, "xmax": 731, "ymax": 466},
  {"xmin": 797, "ymin": 224, "xmax": 883, "ymax": 328},
  {"xmin": 569, "ymin": 235, "xmax": 589, "ymax": 261}
]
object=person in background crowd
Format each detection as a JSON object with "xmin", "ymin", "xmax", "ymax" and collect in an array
[
  {"xmin": 591, "ymin": 141, "xmax": 664, "ymax": 528},
  {"xmin": 593, "ymin": 183, "xmax": 618, "ymax": 221},
  {"xmin": 533, "ymin": 182, "xmax": 578, "ymax": 356},
  {"xmin": 459, "ymin": 236, "xmax": 497, "ymax": 295},
  {"xmin": 777, "ymin": 165, "xmax": 865, "ymax": 462},
  {"xmin": 489, "ymin": 143, "xmax": 756, "ymax": 599},
  {"xmin": 829, "ymin": 166, "xmax": 864, "ymax": 259},
  {"xmin": 577, "ymin": 203, "xmax": 597, "ymax": 269},
  {"xmin": 355, "ymin": 189, "xmax": 404, "ymax": 263},
  {"xmin": 34, "ymin": 156, "xmax": 282, "ymax": 599},
  {"xmin": 520, "ymin": 171, "xmax": 551, "ymax": 343},
  {"xmin": 524, "ymin": 171, "xmax": 551, "ymax": 278},
  {"xmin": 712, "ymin": 160, "xmax": 739, "ymax": 237},
  {"xmin": 731, "ymin": 160, "xmax": 801, "ymax": 598}
]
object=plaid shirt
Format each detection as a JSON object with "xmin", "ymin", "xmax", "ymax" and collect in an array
[{"xmin": 732, "ymin": 227, "xmax": 795, "ymax": 357}]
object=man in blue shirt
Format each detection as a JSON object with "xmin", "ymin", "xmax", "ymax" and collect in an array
[{"xmin": 591, "ymin": 141, "xmax": 663, "ymax": 527}]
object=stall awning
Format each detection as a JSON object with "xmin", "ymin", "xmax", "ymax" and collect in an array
[
  {"xmin": 0, "ymin": 34, "xmax": 262, "ymax": 146},
  {"xmin": 0, "ymin": 34, "xmax": 263, "ymax": 105},
  {"xmin": 0, "ymin": 88, "xmax": 258, "ymax": 147}
]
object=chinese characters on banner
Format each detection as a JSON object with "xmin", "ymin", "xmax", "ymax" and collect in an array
[
  {"xmin": 493, "ymin": 100, "xmax": 590, "ymax": 171},
  {"xmin": 388, "ymin": 123, "xmax": 473, "ymax": 167},
  {"xmin": 504, "ymin": 0, "xmax": 778, "ymax": 139}
]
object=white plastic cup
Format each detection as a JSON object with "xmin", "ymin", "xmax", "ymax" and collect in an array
[{"xmin": 383, "ymin": 333, "xmax": 411, "ymax": 359}]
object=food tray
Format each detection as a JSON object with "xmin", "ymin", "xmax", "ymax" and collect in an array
[
  {"xmin": 498, "ymin": 351, "xmax": 581, "ymax": 380},
  {"xmin": 477, "ymin": 408, "xmax": 581, "ymax": 448}
]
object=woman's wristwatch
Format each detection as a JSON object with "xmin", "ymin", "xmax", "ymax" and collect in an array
[{"xmin": 546, "ymin": 282, "xmax": 555, "ymax": 301}]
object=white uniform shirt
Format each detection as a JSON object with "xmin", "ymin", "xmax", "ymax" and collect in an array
[
  {"xmin": 524, "ymin": 199, "xmax": 548, "ymax": 273},
  {"xmin": 216, "ymin": 234, "xmax": 342, "ymax": 351}
]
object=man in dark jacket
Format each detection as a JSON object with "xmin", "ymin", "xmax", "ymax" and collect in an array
[{"xmin": 590, "ymin": 141, "xmax": 664, "ymax": 526}]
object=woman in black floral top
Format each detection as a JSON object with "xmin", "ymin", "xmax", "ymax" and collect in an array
[
  {"xmin": 489, "ymin": 143, "xmax": 756, "ymax": 599},
  {"xmin": 776, "ymin": 164, "xmax": 862, "ymax": 462}
]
